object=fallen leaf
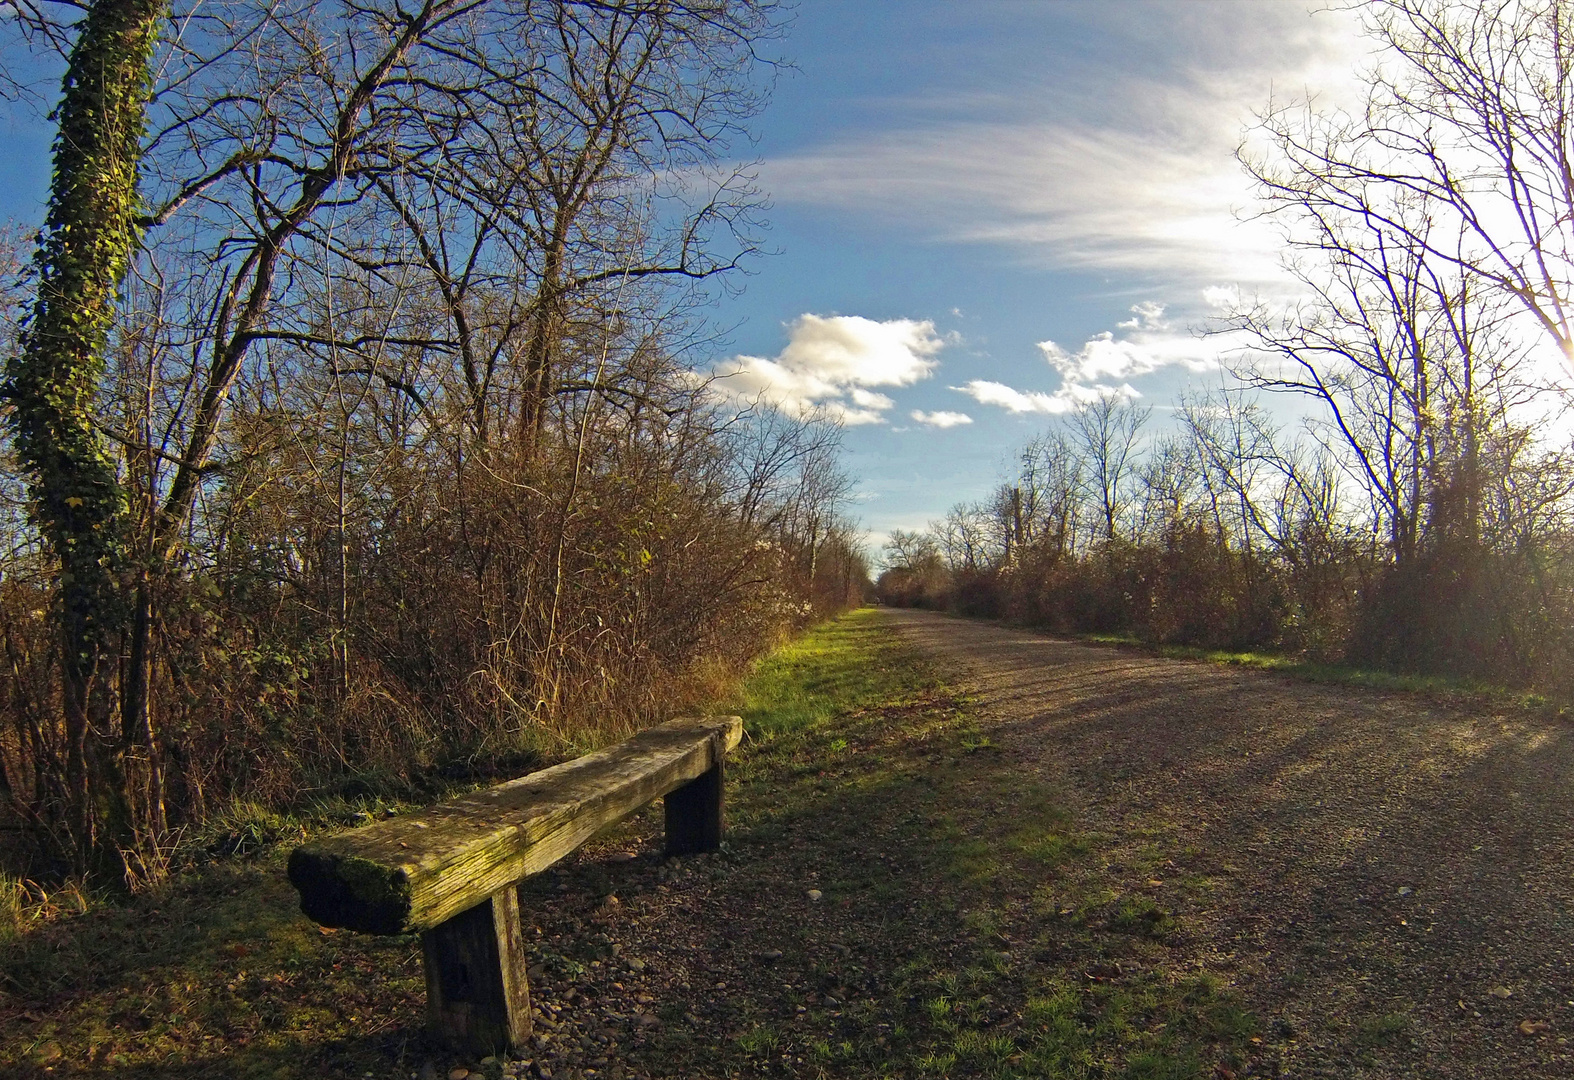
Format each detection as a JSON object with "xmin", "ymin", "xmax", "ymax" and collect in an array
[
  {"xmin": 1519, "ymin": 1019, "xmax": 1551, "ymax": 1036},
  {"xmin": 1489, "ymin": 986, "xmax": 1513, "ymax": 998}
]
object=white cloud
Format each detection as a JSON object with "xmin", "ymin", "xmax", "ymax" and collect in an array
[
  {"xmin": 956, "ymin": 299, "xmax": 1228, "ymax": 417},
  {"xmin": 1039, "ymin": 310, "xmax": 1221, "ymax": 386},
  {"xmin": 711, "ymin": 314, "xmax": 944, "ymax": 424},
  {"xmin": 850, "ymin": 388, "xmax": 896, "ymax": 410},
  {"xmin": 1117, "ymin": 301, "xmax": 1169, "ymax": 331},
  {"xmin": 910, "ymin": 409, "xmax": 973, "ymax": 428},
  {"xmin": 953, "ymin": 379, "xmax": 1135, "ymax": 416},
  {"xmin": 769, "ymin": 122, "xmax": 1278, "ymax": 280},
  {"xmin": 1202, "ymin": 284, "xmax": 1242, "ymax": 312}
]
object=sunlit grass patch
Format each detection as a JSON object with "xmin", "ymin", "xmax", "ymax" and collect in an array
[
  {"xmin": 0, "ymin": 873, "xmax": 91, "ymax": 948},
  {"xmin": 725, "ymin": 607, "xmax": 948, "ymax": 744}
]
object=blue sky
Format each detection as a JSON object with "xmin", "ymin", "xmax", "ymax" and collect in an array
[
  {"xmin": 709, "ymin": 0, "xmax": 1368, "ymax": 545},
  {"xmin": 0, "ymin": 1, "xmax": 1371, "ymax": 549}
]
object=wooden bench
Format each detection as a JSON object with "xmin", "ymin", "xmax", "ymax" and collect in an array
[{"xmin": 286, "ymin": 715, "xmax": 743, "ymax": 1054}]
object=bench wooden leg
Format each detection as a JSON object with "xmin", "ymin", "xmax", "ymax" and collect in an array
[
  {"xmin": 420, "ymin": 885, "xmax": 531, "ymax": 1053},
  {"xmin": 664, "ymin": 760, "xmax": 724, "ymax": 855}
]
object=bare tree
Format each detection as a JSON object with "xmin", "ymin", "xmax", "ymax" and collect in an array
[
  {"xmin": 1068, "ymin": 396, "xmax": 1150, "ymax": 542},
  {"xmin": 884, "ymin": 529, "xmax": 938, "ymax": 571},
  {"xmin": 1015, "ymin": 428, "xmax": 1085, "ymax": 560},
  {"xmin": 932, "ymin": 502, "xmax": 997, "ymax": 573},
  {"xmin": 1252, "ymin": 0, "xmax": 1574, "ymax": 364},
  {"xmin": 1230, "ymin": 150, "xmax": 1543, "ymax": 566}
]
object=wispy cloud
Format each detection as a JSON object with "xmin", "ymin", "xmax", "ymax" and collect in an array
[
  {"xmin": 711, "ymin": 314, "xmax": 944, "ymax": 424},
  {"xmin": 764, "ymin": 3, "xmax": 1364, "ymax": 287},
  {"xmin": 770, "ymin": 122, "xmax": 1277, "ymax": 282},
  {"xmin": 910, "ymin": 409, "xmax": 973, "ymax": 428}
]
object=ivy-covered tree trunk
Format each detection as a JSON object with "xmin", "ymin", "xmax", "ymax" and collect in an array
[{"xmin": 4, "ymin": 0, "xmax": 163, "ymax": 871}]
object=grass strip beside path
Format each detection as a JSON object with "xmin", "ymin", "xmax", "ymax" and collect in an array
[
  {"xmin": 1083, "ymin": 631, "xmax": 1565, "ymax": 715},
  {"xmin": 2, "ymin": 609, "xmax": 1256, "ymax": 1079}
]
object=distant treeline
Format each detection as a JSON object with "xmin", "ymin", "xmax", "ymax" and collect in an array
[{"xmin": 878, "ymin": 385, "xmax": 1574, "ymax": 689}]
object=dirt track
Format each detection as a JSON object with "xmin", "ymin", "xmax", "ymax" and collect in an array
[{"xmin": 882, "ymin": 607, "xmax": 1574, "ymax": 1078}]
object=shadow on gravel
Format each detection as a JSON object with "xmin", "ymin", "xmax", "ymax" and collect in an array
[{"xmin": 885, "ymin": 608, "xmax": 1574, "ymax": 1079}]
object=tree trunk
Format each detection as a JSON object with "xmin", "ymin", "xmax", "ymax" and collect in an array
[
  {"xmin": 4, "ymin": 0, "xmax": 165, "ymax": 870},
  {"xmin": 522, "ymin": 237, "xmax": 567, "ymax": 451},
  {"xmin": 121, "ymin": 573, "xmax": 166, "ymax": 837}
]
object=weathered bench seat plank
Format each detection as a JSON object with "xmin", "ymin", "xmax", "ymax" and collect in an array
[{"xmin": 288, "ymin": 715, "xmax": 741, "ymax": 935}]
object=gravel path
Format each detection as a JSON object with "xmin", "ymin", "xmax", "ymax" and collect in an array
[{"xmin": 882, "ymin": 607, "xmax": 1574, "ymax": 1079}]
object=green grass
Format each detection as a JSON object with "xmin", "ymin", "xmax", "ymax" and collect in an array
[
  {"xmin": 0, "ymin": 773, "xmax": 497, "ymax": 1075},
  {"xmin": 725, "ymin": 609, "xmax": 949, "ymax": 742},
  {"xmin": 1083, "ymin": 632, "xmax": 1563, "ymax": 711}
]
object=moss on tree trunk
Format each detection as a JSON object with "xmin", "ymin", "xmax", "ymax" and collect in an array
[{"xmin": 3, "ymin": 0, "xmax": 164, "ymax": 870}]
